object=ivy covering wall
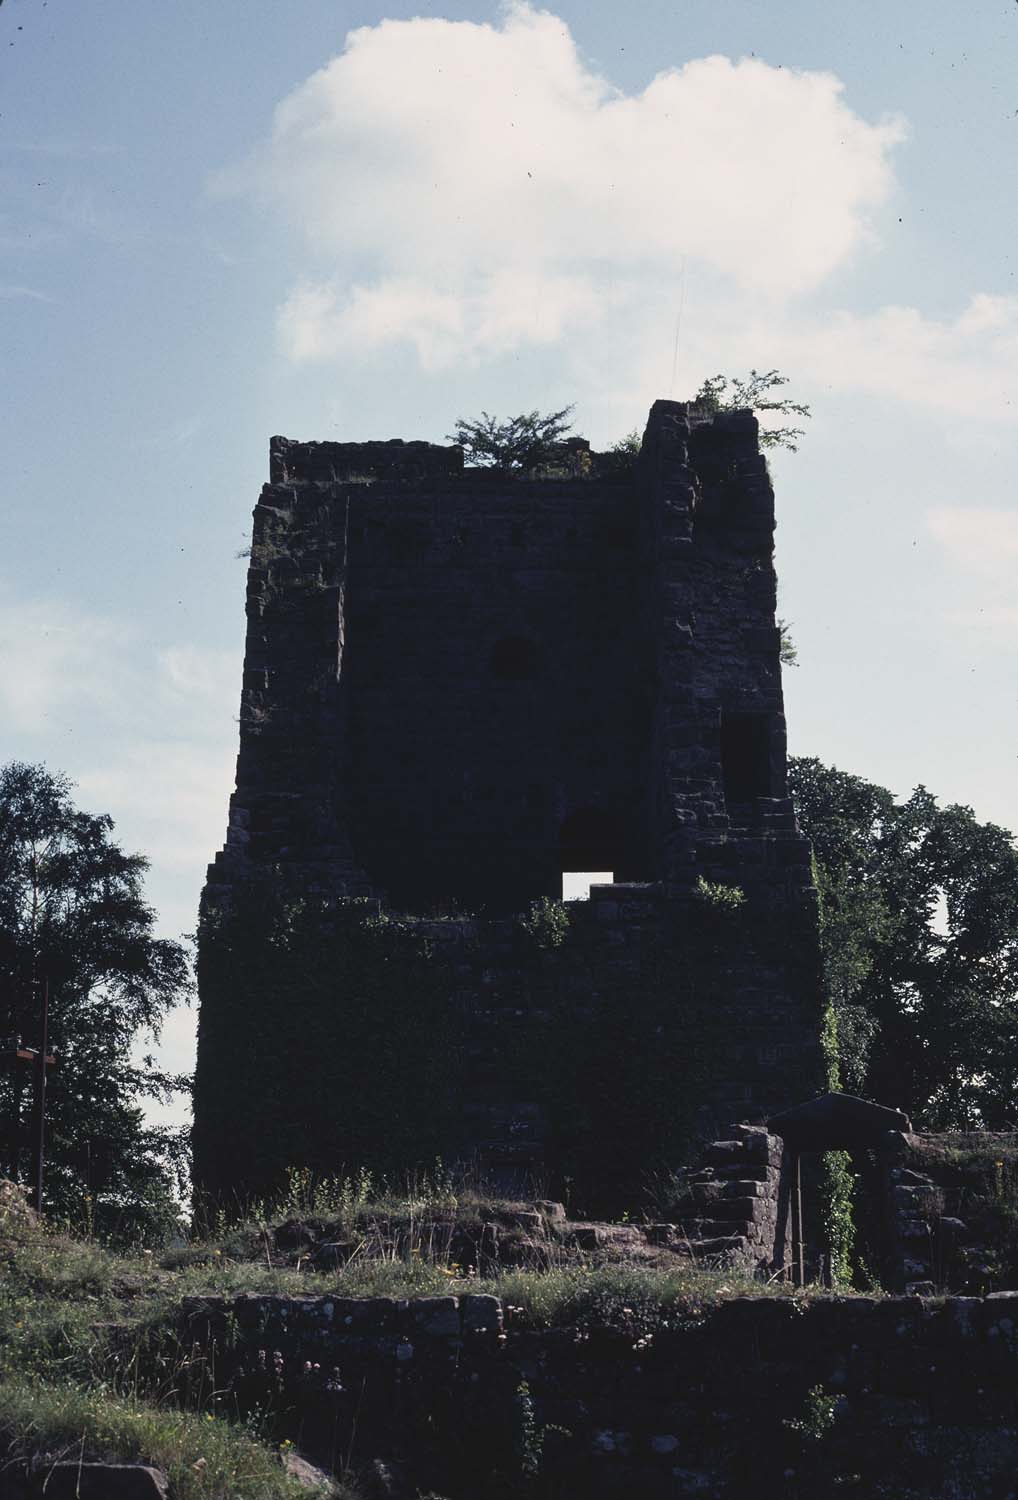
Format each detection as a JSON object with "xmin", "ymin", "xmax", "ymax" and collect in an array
[{"xmin": 194, "ymin": 875, "xmax": 823, "ymax": 1218}]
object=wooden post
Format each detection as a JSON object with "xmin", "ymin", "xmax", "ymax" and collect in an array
[
  {"xmin": 32, "ymin": 979, "xmax": 49, "ymax": 1214},
  {"xmin": 790, "ymin": 1150, "xmax": 805, "ymax": 1287},
  {"xmin": 4, "ymin": 980, "xmax": 57, "ymax": 1212},
  {"xmin": 773, "ymin": 1143, "xmax": 793, "ymax": 1280}
]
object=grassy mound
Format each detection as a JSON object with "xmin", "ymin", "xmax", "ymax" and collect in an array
[{"xmin": 0, "ymin": 1174, "xmax": 837, "ymax": 1496}]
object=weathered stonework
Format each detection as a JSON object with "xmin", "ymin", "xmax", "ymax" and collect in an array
[
  {"xmin": 173, "ymin": 1289, "xmax": 1018, "ymax": 1499},
  {"xmin": 883, "ymin": 1131, "xmax": 1018, "ymax": 1294},
  {"xmin": 194, "ymin": 400, "xmax": 825, "ymax": 1201}
]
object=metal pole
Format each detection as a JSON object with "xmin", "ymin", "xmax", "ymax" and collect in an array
[{"xmin": 32, "ymin": 979, "xmax": 48, "ymax": 1214}]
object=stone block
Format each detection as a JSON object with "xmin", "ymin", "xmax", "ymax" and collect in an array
[
  {"xmin": 461, "ymin": 1294, "xmax": 503, "ymax": 1333},
  {"xmin": 534, "ymin": 1200, "xmax": 566, "ymax": 1225},
  {"xmin": 894, "ymin": 1184, "xmax": 945, "ymax": 1214},
  {"xmin": 720, "ymin": 1179, "xmax": 772, "ymax": 1199},
  {"xmin": 314, "ymin": 1241, "xmax": 358, "ymax": 1269},
  {"xmin": 642, "ymin": 1223, "xmax": 677, "ymax": 1246},
  {"xmin": 410, "ymin": 1296, "xmax": 461, "ymax": 1338},
  {"xmin": 711, "ymin": 1197, "xmax": 761, "ymax": 1221},
  {"xmin": 703, "ymin": 1141, "xmax": 746, "ymax": 1165},
  {"xmin": 283, "ymin": 1452, "xmax": 339, "ymax": 1492},
  {"xmin": 28, "ymin": 1467, "xmax": 168, "ymax": 1500}
]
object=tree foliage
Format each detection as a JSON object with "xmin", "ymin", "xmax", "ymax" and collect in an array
[
  {"xmin": 777, "ymin": 619, "xmax": 798, "ymax": 667},
  {"xmin": 790, "ymin": 756, "xmax": 1018, "ymax": 1127},
  {"xmin": 696, "ymin": 368, "xmax": 811, "ymax": 451},
  {"xmin": 448, "ymin": 406, "xmax": 575, "ymax": 470},
  {"xmin": 0, "ymin": 762, "xmax": 191, "ymax": 1240}
]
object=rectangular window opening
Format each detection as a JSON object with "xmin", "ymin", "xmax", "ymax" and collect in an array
[
  {"xmin": 562, "ymin": 871, "xmax": 614, "ymax": 902},
  {"xmin": 720, "ymin": 712, "xmax": 772, "ymax": 804}
]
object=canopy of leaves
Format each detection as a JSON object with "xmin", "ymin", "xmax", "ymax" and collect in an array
[
  {"xmin": 696, "ymin": 369, "xmax": 811, "ymax": 452},
  {"xmin": 448, "ymin": 405, "xmax": 575, "ymax": 470},
  {"xmin": 0, "ymin": 762, "xmax": 191, "ymax": 1240},
  {"xmin": 790, "ymin": 756, "xmax": 1018, "ymax": 1127}
]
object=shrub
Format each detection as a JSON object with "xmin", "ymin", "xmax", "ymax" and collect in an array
[{"xmin": 448, "ymin": 407, "xmax": 575, "ymax": 470}]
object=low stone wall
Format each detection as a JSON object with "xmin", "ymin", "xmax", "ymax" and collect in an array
[
  {"xmin": 175, "ymin": 1290, "xmax": 1018, "ymax": 1498},
  {"xmin": 885, "ymin": 1131, "xmax": 1018, "ymax": 1294}
]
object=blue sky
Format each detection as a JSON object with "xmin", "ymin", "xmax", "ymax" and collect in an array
[{"xmin": 2, "ymin": 0, "xmax": 1017, "ymax": 1108}]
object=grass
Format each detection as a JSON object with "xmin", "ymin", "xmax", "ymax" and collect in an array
[
  {"xmin": 0, "ymin": 1381, "xmax": 351, "ymax": 1500},
  {"xmin": 0, "ymin": 1171, "xmax": 846, "ymax": 1495}
]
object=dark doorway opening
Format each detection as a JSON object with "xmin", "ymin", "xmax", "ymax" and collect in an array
[{"xmin": 720, "ymin": 712, "xmax": 772, "ymax": 804}]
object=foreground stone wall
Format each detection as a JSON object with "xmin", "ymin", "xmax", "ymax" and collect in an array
[{"xmin": 177, "ymin": 1290, "xmax": 1018, "ymax": 1499}]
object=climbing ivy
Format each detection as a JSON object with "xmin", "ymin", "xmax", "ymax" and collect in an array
[
  {"xmin": 815, "ymin": 854, "xmax": 858, "ymax": 1286},
  {"xmin": 193, "ymin": 877, "xmax": 465, "ymax": 1203}
]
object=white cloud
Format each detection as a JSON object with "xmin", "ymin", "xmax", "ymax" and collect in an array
[
  {"xmin": 220, "ymin": 4, "xmax": 1018, "ymax": 435},
  {"xmin": 279, "ymin": 268, "xmax": 608, "ymax": 370},
  {"xmin": 770, "ymin": 295, "xmax": 1018, "ymax": 424},
  {"xmin": 227, "ymin": 4, "xmax": 903, "ymax": 366},
  {"xmin": 0, "ymin": 284, "xmax": 53, "ymax": 302}
]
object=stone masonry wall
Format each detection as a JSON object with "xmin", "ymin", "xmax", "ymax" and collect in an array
[
  {"xmin": 175, "ymin": 1288, "xmax": 1018, "ymax": 1499},
  {"xmin": 194, "ymin": 400, "xmax": 825, "ymax": 1200},
  {"xmin": 884, "ymin": 1131, "xmax": 1018, "ymax": 1295}
]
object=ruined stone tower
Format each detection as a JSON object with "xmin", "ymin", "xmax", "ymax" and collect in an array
[{"xmin": 193, "ymin": 399, "xmax": 825, "ymax": 1205}]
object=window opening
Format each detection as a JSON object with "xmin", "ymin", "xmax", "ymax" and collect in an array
[
  {"xmin": 562, "ymin": 870, "xmax": 614, "ymax": 902},
  {"xmin": 720, "ymin": 711, "xmax": 771, "ymax": 804},
  {"xmin": 560, "ymin": 807, "xmax": 622, "ymax": 877}
]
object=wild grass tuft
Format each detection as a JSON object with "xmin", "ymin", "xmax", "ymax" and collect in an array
[{"xmin": 0, "ymin": 1380, "xmax": 354, "ymax": 1499}]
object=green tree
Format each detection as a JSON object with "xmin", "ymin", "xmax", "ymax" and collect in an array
[
  {"xmin": 696, "ymin": 368, "xmax": 811, "ymax": 451},
  {"xmin": 448, "ymin": 405, "xmax": 575, "ymax": 470},
  {"xmin": 0, "ymin": 762, "xmax": 190, "ymax": 1240},
  {"xmin": 789, "ymin": 756, "xmax": 1018, "ymax": 1126}
]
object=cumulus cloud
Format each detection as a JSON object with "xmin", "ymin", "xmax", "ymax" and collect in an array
[
  {"xmin": 769, "ymin": 295, "xmax": 1018, "ymax": 424},
  {"xmin": 225, "ymin": 3, "xmax": 903, "ymax": 368}
]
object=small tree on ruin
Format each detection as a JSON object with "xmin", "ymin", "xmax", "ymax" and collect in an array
[{"xmin": 448, "ymin": 405, "xmax": 575, "ymax": 470}]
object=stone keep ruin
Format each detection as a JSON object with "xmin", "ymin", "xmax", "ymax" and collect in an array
[{"xmin": 193, "ymin": 398, "xmax": 826, "ymax": 1206}]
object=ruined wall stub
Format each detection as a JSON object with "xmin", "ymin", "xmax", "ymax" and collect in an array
[{"xmin": 194, "ymin": 399, "xmax": 825, "ymax": 1199}]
